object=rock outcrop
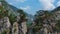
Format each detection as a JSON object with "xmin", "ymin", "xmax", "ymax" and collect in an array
[
  {"xmin": 21, "ymin": 22, "xmax": 27, "ymax": 34},
  {"xmin": 0, "ymin": 17, "xmax": 27, "ymax": 34},
  {"xmin": 0, "ymin": 17, "xmax": 11, "ymax": 34},
  {"xmin": 12, "ymin": 22, "xmax": 19, "ymax": 34},
  {"xmin": 18, "ymin": 21, "xmax": 27, "ymax": 34}
]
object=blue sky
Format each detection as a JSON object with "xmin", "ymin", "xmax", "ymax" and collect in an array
[{"xmin": 6, "ymin": 0, "xmax": 60, "ymax": 15}]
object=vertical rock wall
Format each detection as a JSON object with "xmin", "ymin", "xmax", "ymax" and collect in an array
[
  {"xmin": 0, "ymin": 17, "xmax": 11, "ymax": 34},
  {"xmin": 21, "ymin": 21, "xmax": 27, "ymax": 34},
  {"xmin": 12, "ymin": 22, "xmax": 19, "ymax": 34}
]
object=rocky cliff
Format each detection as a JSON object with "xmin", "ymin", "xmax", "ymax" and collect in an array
[{"xmin": 0, "ymin": 17, "xmax": 10, "ymax": 34}]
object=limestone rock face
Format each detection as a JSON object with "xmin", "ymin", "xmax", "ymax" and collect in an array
[
  {"xmin": 0, "ymin": 2, "xmax": 2, "ymax": 6},
  {"xmin": 21, "ymin": 22, "xmax": 27, "ymax": 34},
  {"xmin": 17, "ymin": 21, "xmax": 27, "ymax": 34},
  {"xmin": 12, "ymin": 22, "xmax": 19, "ymax": 34},
  {"xmin": 0, "ymin": 17, "xmax": 11, "ymax": 34},
  {"xmin": 55, "ymin": 11, "xmax": 60, "ymax": 20}
]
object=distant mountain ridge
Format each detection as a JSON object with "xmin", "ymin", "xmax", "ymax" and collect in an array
[{"xmin": 1, "ymin": 0, "xmax": 34, "ymax": 22}]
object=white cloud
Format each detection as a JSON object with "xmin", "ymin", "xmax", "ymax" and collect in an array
[
  {"xmin": 20, "ymin": 6, "xmax": 30, "ymax": 11},
  {"xmin": 15, "ymin": 0, "xmax": 26, "ymax": 3},
  {"xmin": 39, "ymin": 0, "xmax": 55, "ymax": 10},
  {"xmin": 57, "ymin": 1, "xmax": 60, "ymax": 6},
  {"xmin": 9, "ymin": 3, "xmax": 13, "ymax": 5}
]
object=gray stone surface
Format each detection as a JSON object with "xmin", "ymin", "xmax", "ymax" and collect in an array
[{"xmin": 0, "ymin": 17, "xmax": 11, "ymax": 34}]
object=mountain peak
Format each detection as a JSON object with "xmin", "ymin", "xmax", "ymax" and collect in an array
[
  {"xmin": 52, "ymin": 6, "xmax": 60, "ymax": 12},
  {"xmin": 55, "ymin": 6, "xmax": 60, "ymax": 10}
]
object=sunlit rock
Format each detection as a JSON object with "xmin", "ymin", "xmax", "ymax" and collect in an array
[
  {"xmin": 21, "ymin": 21, "xmax": 27, "ymax": 34},
  {"xmin": 0, "ymin": 17, "xmax": 11, "ymax": 34},
  {"xmin": 12, "ymin": 22, "xmax": 19, "ymax": 34}
]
